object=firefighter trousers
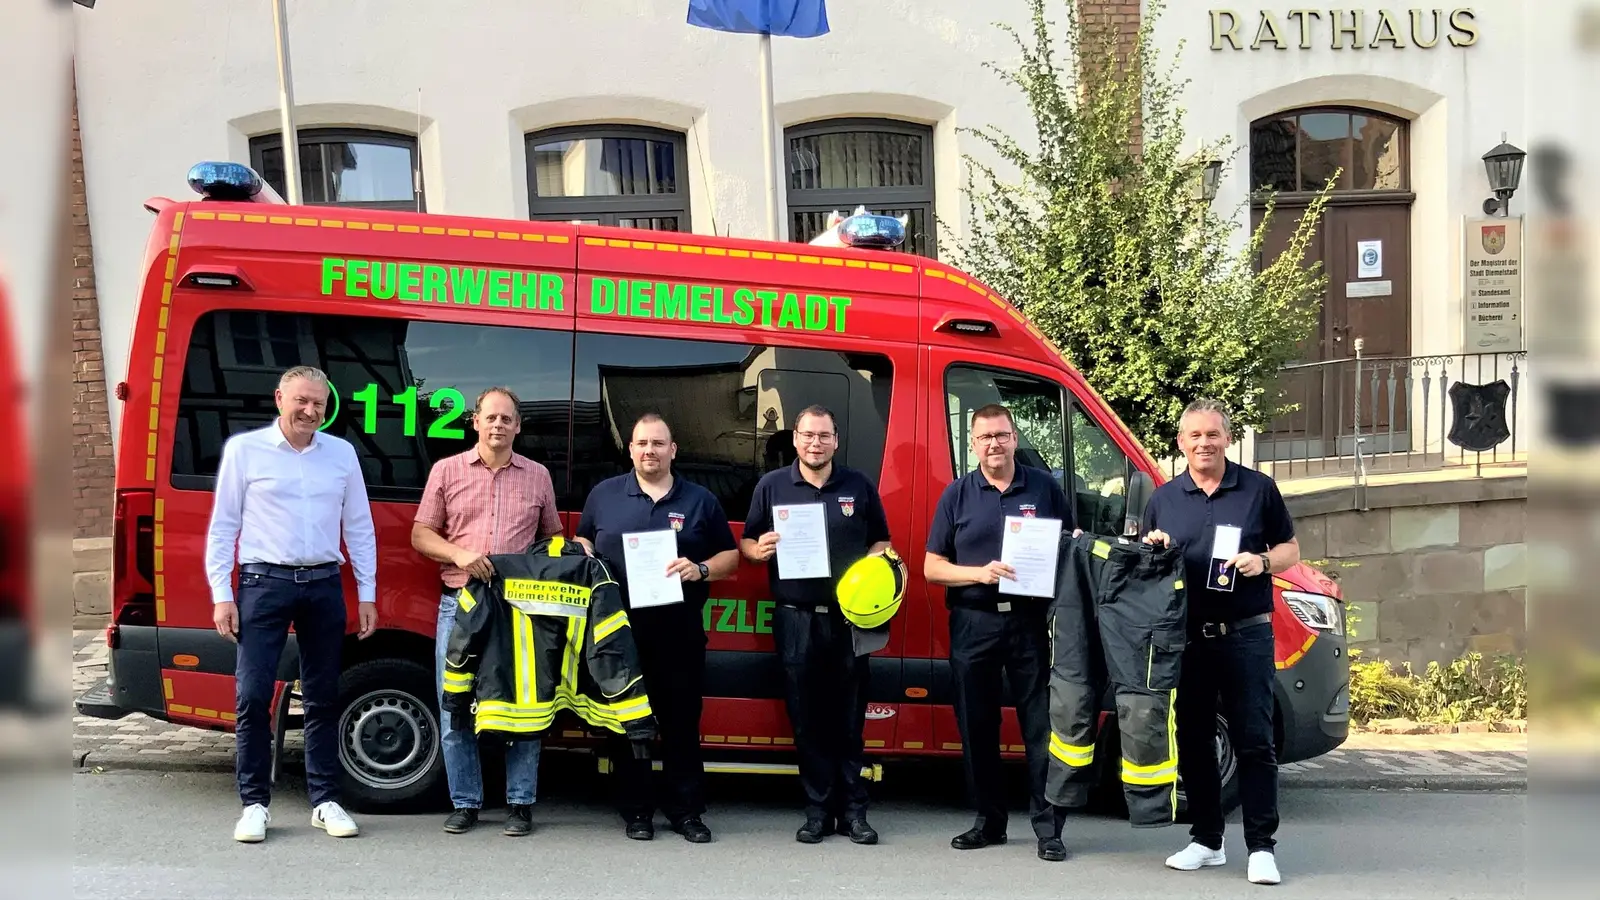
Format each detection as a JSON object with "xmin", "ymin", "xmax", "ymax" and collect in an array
[
  {"xmin": 774, "ymin": 603, "xmax": 871, "ymax": 821},
  {"xmin": 1046, "ymin": 533, "xmax": 1188, "ymax": 827}
]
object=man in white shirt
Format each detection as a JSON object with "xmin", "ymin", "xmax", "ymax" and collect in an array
[{"xmin": 205, "ymin": 366, "xmax": 378, "ymax": 843}]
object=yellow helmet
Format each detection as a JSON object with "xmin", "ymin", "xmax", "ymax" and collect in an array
[{"xmin": 836, "ymin": 548, "xmax": 907, "ymax": 630}]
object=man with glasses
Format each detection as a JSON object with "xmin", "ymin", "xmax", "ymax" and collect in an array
[
  {"xmin": 743, "ymin": 405, "xmax": 894, "ymax": 846},
  {"xmin": 924, "ymin": 403, "xmax": 1077, "ymax": 862}
]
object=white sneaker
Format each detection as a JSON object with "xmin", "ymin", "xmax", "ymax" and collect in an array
[
  {"xmin": 312, "ymin": 801, "xmax": 360, "ymax": 838},
  {"xmin": 1166, "ymin": 840, "xmax": 1227, "ymax": 870},
  {"xmin": 233, "ymin": 803, "xmax": 270, "ymax": 842},
  {"xmin": 1248, "ymin": 851, "xmax": 1281, "ymax": 885}
]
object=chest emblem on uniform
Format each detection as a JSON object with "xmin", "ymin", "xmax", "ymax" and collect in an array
[
  {"xmin": 839, "ymin": 496, "xmax": 856, "ymax": 517},
  {"xmin": 668, "ymin": 512, "xmax": 686, "ymax": 532},
  {"xmin": 1020, "ymin": 504, "xmax": 1037, "ymax": 518}
]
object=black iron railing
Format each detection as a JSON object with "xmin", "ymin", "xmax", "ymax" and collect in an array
[{"xmin": 1252, "ymin": 348, "xmax": 1528, "ymax": 481}]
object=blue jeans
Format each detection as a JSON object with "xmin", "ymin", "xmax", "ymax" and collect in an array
[
  {"xmin": 436, "ymin": 591, "xmax": 541, "ymax": 809},
  {"xmin": 235, "ymin": 570, "xmax": 344, "ymax": 808}
]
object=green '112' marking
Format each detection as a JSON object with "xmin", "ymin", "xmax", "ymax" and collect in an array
[{"xmin": 338, "ymin": 381, "xmax": 466, "ymax": 438}]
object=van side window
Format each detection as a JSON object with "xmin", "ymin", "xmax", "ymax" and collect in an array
[
  {"xmin": 944, "ymin": 366, "xmax": 1067, "ymax": 486},
  {"xmin": 570, "ymin": 334, "xmax": 893, "ymax": 519},
  {"xmin": 170, "ymin": 310, "xmax": 575, "ymax": 501},
  {"xmin": 1069, "ymin": 405, "xmax": 1136, "ymax": 536}
]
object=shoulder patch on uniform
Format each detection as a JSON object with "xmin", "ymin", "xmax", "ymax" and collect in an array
[{"xmin": 1092, "ymin": 540, "xmax": 1110, "ymax": 559}]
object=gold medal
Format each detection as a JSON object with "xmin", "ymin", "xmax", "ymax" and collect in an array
[{"xmin": 1216, "ymin": 574, "xmax": 1229, "ymax": 586}]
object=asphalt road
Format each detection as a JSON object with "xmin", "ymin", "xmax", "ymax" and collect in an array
[{"xmin": 73, "ymin": 764, "xmax": 1523, "ymax": 900}]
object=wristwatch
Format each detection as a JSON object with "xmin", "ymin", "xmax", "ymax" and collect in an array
[
  {"xmin": 697, "ymin": 562, "xmax": 709, "ymax": 580},
  {"xmin": 1257, "ymin": 553, "xmax": 1271, "ymax": 574}
]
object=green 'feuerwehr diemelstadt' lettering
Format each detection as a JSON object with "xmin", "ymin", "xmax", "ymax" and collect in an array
[
  {"xmin": 576, "ymin": 277, "xmax": 854, "ymax": 333},
  {"xmin": 319, "ymin": 257, "xmax": 566, "ymax": 312}
]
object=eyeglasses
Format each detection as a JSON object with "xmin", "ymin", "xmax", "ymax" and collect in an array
[
  {"xmin": 973, "ymin": 431, "xmax": 1015, "ymax": 445},
  {"xmin": 796, "ymin": 431, "xmax": 837, "ymax": 444}
]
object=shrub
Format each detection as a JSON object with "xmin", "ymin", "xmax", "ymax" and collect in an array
[{"xmin": 1347, "ymin": 652, "xmax": 1526, "ymax": 725}]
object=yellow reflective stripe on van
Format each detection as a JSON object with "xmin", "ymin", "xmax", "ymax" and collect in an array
[
  {"xmin": 457, "ymin": 587, "xmax": 477, "ymax": 613},
  {"xmin": 1049, "ymin": 733, "xmax": 1094, "ymax": 767},
  {"xmin": 593, "ymin": 610, "xmax": 629, "ymax": 642}
]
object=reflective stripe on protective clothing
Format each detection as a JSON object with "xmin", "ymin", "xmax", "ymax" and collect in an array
[{"xmin": 1046, "ymin": 532, "xmax": 1187, "ymax": 828}]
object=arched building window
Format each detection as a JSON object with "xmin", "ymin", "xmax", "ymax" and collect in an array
[
  {"xmin": 1249, "ymin": 107, "xmax": 1408, "ymax": 196},
  {"xmin": 525, "ymin": 125, "xmax": 690, "ymax": 231},
  {"xmin": 784, "ymin": 117, "xmax": 937, "ymax": 257},
  {"xmin": 250, "ymin": 128, "xmax": 424, "ymax": 211}
]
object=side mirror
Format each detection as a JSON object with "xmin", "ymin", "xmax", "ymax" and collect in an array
[{"xmin": 1123, "ymin": 471, "xmax": 1155, "ymax": 536}]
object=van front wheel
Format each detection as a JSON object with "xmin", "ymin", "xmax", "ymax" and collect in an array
[{"xmin": 334, "ymin": 658, "xmax": 444, "ymax": 813}]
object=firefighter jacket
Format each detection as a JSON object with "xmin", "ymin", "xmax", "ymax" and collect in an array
[
  {"xmin": 1046, "ymin": 532, "xmax": 1188, "ymax": 827},
  {"xmin": 441, "ymin": 535, "xmax": 656, "ymax": 744}
]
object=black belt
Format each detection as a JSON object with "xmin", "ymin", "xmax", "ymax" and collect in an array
[
  {"xmin": 1197, "ymin": 612, "xmax": 1272, "ymax": 639},
  {"xmin": 240, "ymin": 561, "xmax": 341, "ymax": 583}
]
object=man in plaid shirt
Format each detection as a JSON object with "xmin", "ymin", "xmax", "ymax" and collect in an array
[{"xmin": 412, "ymin": 386, "xmax": 563, "ymax": 837}]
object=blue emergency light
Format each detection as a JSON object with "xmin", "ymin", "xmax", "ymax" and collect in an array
[
  {"xmin": 187, "ymin": 162, "xmax": 265, "ymax": 202},
  {"xmin": 836, "ymin": 213, "xmax": 906, "ymax": 249}
]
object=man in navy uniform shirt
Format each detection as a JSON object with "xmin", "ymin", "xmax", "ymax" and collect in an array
[
  {"xmin": 1142, "ymin": 399, "xmax": 1299, "ymax": 886},
  {"xmin": 924, "ymin": 403, "xmax": 1076, "ymax": 862},
  {"xmin": 743, "ymin": 405, "xmax": 894, "ymax": 846},
  {"xmin": 576, "ymin": 413, "xmax": 741, "ymax": 844}
]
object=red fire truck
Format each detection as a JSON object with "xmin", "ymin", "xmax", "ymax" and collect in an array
[{"xmin": 78, "ymin": 163, "xmax": 1349, "ymax": 813}]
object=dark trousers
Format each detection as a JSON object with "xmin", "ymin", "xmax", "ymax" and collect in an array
[
  {"xmin": 774, "ymin": 604, "xmax": 871, "ymax": 821},
  {"xmin": 948, "ymin": 605, "xmax": 1062, "ymax": 840},
  {"xmin": 234, "ymin": 570, "xmax": 346, "ymax": 808},
  {"xmin": 613, "ymin": 608, "xmax": 706, "ymax": 824},
  {"xmin": 1177, "ymin": 622, "xmax": 1279, "ymax": 853}
]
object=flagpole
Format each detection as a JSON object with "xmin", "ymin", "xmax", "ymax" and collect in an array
[
  {"xmin": 757, "ymin": 30, "xmax": 780, "ymax": 241},
  {"xmin": 271, "ymin": 0, "xmax": 302, "ymax": 205}
]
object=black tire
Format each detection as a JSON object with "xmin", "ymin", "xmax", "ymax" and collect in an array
[
  {"xmin": 333, "ymin": 658, "xmax": 446, "ymax": 814},
  {"xmin": 1090, "ymin": 712, "xmax": 1240, "ymax": 821}
]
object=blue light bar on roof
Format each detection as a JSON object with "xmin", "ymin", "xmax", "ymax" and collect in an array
[{"xmin": 186, "ymin": 162, "xmax": 264, "ymax": 202}]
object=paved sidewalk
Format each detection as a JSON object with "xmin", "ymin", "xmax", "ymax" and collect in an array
[{"xmin": 72, "ymin": 631, "xmax": 1525, "ymax": 789}]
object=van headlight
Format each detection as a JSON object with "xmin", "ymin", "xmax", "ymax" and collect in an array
[{"xmin": 1283, "ymin": 591, "xmax": 1342, "ymax": 635}]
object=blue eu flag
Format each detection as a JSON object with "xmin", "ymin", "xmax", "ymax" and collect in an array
[{"xmin": 686, "ymin": 0, "xmax": 830, "ymax": 38}]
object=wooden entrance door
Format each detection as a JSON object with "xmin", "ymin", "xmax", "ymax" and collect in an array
[{"xmin": 1256, "ymin": 201, "xmax": 1412, "ymax": 456}]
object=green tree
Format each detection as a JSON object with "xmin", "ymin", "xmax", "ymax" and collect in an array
[{"xmin": 946, "ymin": 0, "xmax": 1334, "ymax": 452}]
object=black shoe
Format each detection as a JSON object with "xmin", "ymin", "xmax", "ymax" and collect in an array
[
  {"xmin": 503, "ymin": 804, "xmax": 533, "ymax": 837},
  {"xmin": 443, "ymin": 807, "xmax": 479, "ymax": 834},
  {"xmin": 796, "ymin": 818, "xmax": 828, "ymax": 844},
  {"xmin": 951, "ymin": 826, "xmax": 1006, "ymax": 850},
  {"xmin": 845, "ymin": 817, "xmax": 879, "ymax": 845},
  {"xmin": 1038, "ymin": 837, "xmax": 1067, "ymax": 862},
  {"xmin": 673, "ymin": 816, "xmax": 713, "ymax": 843},
  {"xmin": 625, "ymin": 816, "xmax": 655, "ymax": 841}
]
